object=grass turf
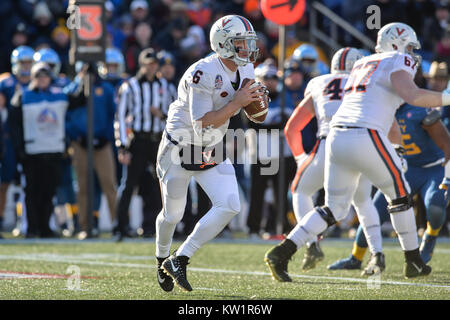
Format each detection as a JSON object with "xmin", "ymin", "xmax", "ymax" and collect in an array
[{"xmin": 0, "ymin": 237, "xmax": 449, "ymax": 300}]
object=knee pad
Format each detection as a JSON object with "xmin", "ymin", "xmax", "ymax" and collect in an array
[
  {"xmin": 387, "ymin": 195, "xmax": 412, "ymax": 214},
  {"xmin": 315, "ymin": 206, "xmax": 337, "ymax": 227}
]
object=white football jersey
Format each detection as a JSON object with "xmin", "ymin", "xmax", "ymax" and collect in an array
[
  {"xmin": 305, "ymin": 73, "xmax": 349, "ymax": 137},
  {"xmin": 331, "ymin": 51, "xmax": 417, "ymax": 135},
  {"xmin": 165, "ymin": 53, "xmax": 254, "ymax": 146}
]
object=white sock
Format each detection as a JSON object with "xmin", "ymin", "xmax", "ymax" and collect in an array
[
  {"xmin": 364, "ymin": 224, "xmax": 382, "ymax": 255},
  {"xmin": 354, "ymin": 202, "xmax": 382, "ymax": 255},
  {"xmin": 155, "ymin": 211, "xmax": 177, "ymax": 258},
  {"xmin": 287, "ymin": 209, "xmax": 328, "ymax": 248},
  {"xmin": 177, "ymin": 207, "xmax": 236, "ymax": 258},
  {"xmin": 292, "ymin": 191, "xmax": 317, "ymax": 247},
  {"xmin": 390, "ymin": 207, "xmax": 419, "ymax": 251}
]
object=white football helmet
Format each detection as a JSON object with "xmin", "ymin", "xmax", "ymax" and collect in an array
[
  {"xmin": 210, "ymin": 15, "xmax": 259, "ymax": 66},
  {"xmin": 331, "ymin": 47, "xmax": 363, "ymax": 74},
  {"xmin": 375, "ymin": 22, "xmax": 421, "ymax": 62}
]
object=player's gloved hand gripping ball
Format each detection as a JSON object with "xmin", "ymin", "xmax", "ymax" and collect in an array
[{"xmin": 241, "ymin": 78, "xmax": 269, "ymax": 123}]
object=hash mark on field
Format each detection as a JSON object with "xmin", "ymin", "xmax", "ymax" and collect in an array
[
  {"xmin": 194, "ymin": 287, "xmax": 226, "ymax": 292},
  {"xmin": 0, "ymin": 253, "xmax": 449, "ymax": 290}
]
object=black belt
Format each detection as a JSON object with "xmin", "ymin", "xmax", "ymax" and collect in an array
[
  {"xmin": 333, "ymin": 125, "xmax": 363, "ymax": 129},
  {"xmin": 165, "ymin": 131, "xmax": 179, "ymax": 146},
  {"xmin": 318, "ymin": 135, "xmax": 327, "ymax": 140}
]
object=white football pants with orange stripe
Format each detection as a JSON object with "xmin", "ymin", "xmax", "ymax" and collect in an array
[
  {"xmin": 287, "ymin": 127, "xmax": 418, "ymax": 253},
  {"xmin": 291, "ymin": 137, "xmax": 382, "ymax": 254}
]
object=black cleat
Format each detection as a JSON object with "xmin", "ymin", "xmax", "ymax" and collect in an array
[
  {"xmin": 404, "ymin": 248, "xmax": 432, "ymax": 279},
  {"xmin": 301, "ymin": 241, "xmax": 324, "ymax": 270},
  {"xmin": 157, "ymin": 257, "xmax": 174, "ymax": 292},
  {"xmin": 161, "ymin": 254, "xmax": 192, "ymax": 292},
  {"xmin": 361, "ymin": 252, "xmax": 385, "ymax": 276},
  {"xmin": 264, "ymin": 239, "xmax": 297, "ymax": 282}
]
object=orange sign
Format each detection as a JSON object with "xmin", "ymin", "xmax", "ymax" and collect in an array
[
  {"xmin": 261, "ymin": 0, "xmax": 306, "ymax": 26},
  {"xmin": 78, "ymin": 5, "xmax": 102, "ymax": 40}
]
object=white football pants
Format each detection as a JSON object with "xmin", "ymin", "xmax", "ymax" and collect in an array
[
  {"xmin": 288, "ymin": 127, "xmax": 418, "ymax": 252},
  {"xmin": 291, "ymin": 138, "xmax": 382, "ymax": 254},
  {"xmin": 155, "ymin": 132, "xmax": 240, "ymax": 259}
]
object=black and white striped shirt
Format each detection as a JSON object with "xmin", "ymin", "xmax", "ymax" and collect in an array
[{"xmin": 117, "ymin": 75, "xmax": 174, "ymax": 147}]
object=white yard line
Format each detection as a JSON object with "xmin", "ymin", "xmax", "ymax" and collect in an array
[{"xmin": 0, "ymin": 253, "xmax": 449, "ymax": 290}]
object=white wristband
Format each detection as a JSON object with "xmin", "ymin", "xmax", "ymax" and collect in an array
[{"xmin": 442, "ymin": 93, "xmax": 450, "ymax": 106}]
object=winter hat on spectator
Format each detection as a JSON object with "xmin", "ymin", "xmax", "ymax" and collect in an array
[
  {"xmin": 130, "ymin": 0, "xmax": 148, "ymax": 11},
  {"xmin": 105, "ymin": 1, "xmax": 114, "ymax": 12},
  {"xmin": 52, "ymin": 26, "xmax": 70, "ymax": 42},
  {"xmin": 33, "ymin": 2, "xmax": 53, "ymax": 21}
]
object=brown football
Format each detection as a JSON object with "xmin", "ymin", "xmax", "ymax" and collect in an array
[{"xmin": 241, "ymin": 78, "xmax": 269, "ymax": 123}]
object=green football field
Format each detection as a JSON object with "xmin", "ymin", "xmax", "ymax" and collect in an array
[{"xmin": 0, "ymin": 236, "xmax": 449, "ymax": 300}]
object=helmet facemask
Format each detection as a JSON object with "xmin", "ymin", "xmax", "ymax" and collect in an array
[
  {"xmin": 223, "ymin": 35, "xmax": 259, "ymax": 66},
  {"xmin": 405, "ymin": 43, "xmax": 422, "ymax": 66}
]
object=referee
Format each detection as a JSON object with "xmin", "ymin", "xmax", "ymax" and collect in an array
[{"xmin": 116, "ymin": 48, "xmax": 169, "ymax": 240}]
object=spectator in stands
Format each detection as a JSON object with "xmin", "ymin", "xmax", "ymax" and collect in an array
[
  {"xmin": 51, "ymin": 25, "xmax": 70, "ymax": 75},
  {"xmin": 32, "ymin": 1, "xmax": 55, "ymax": 41},
  {"xmin": 244, "ymin": 0, "xmax": 265, "ymax": 32},
  {"xmin": 341, "ymin": 0, "xmax": 372, "ymax": 46},
  {"xmin": 422, "ymin": 1, "xmax": 450, "ymax": 53},
  {"xmin": 125, "ymin": 22, "xmax": 153, "ymax": 75},
  {"xmin": 129, "ymin": 0, "xmax": 149, "ymax": 25},
  {"xmin": 113, "ymin": 14, "xmax": 134, "ymax": 51},
  {"xmin": 435, "ymin": 30, "xmax": 450, "ymax": 66},
  {"xmin": 186, "ymin": 0, "xmax": 212, "ymax": 28},
  {"xmin": 148, "ymin": 0, "xmax": 172, "ymax": 32}
]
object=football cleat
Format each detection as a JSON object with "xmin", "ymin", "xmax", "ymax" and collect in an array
[
  {"xmin": 157, "ymin": 257, "xmax": 174, "ymax": 292},
  {"xmin": 161, "ymin": 254, "xmax": 192, "ymax": 292},
  {"xmin": 404, "ymin": 249, "xmax": 432, "ymax": 279},
  {"xmin": 419, "ymin": 234, "xmax": 437, "ymax": 264},
  {"xmin": 361, "ymin": 252, "xmax": 385, "ymax": 276},
  {"xmin": 264, "ymin": 239, "xmax": 297, "ymax": 282},
  {"xmin": 301, "ymin": 241, "xmax": 325, "ymax": 270},
  {"xmin": 327, "ymin": 254, "xmax": 362, "ymax": 270}
]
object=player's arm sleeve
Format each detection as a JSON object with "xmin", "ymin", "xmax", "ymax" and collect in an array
[
  {"xmin": 389, "ymin": 53, "xmax": 417, "ymax": 78},
  {"xmin": 117, "ymin": 82, "xmax": 131, "ymax": 148}
]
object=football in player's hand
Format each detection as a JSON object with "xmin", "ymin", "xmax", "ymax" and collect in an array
[{"xmin": 241, "ymin": 78, "xmax": 269, "ymax": 123}]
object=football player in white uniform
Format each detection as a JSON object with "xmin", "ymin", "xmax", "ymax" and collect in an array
[
  {"xmin": 284, "ymin": 47, "xmax": 381, "ymax": 270},
  {"xmin": 155, "ymin": 15, "xmax": 265, "ymax": 292},
  {"xmin": 286, "ymin": 47, "xmax": 390, "ymax": 275},
  {"xmin": 265, "ymin": 22, "xmax": 450, "ymax": 281}
]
